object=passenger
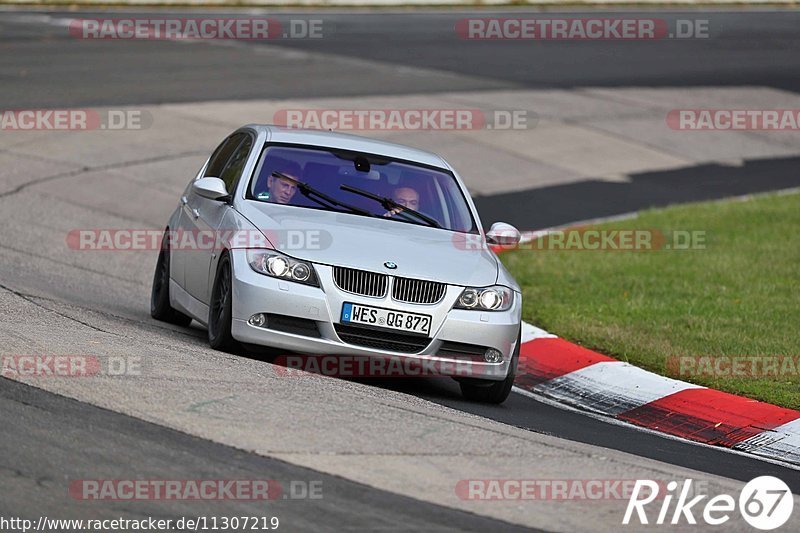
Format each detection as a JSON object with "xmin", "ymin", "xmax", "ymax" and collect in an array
[{"xmin": 383, "ymin": 186, "xmax": 419, "ymax": 217}]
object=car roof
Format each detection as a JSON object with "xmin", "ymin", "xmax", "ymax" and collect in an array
[{"xmin": 244, "ymin": 124, "xmax": 450, "ymax": 170}]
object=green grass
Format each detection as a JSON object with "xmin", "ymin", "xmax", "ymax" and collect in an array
[{"xmin": 502, "ymin": 191, "xmax": 800, "ymax": 410}]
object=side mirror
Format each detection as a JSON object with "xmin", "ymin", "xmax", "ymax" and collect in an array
[
  {"xmin": 486, "ymin": 222, "xmax": 521, "ymax": 246},
  {"xmin": 192, "ymin": 177, "xmax": 229, "ymax": 201}
]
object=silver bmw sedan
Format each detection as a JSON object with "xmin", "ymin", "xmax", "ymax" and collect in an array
[{"xmin": 151, "ymin": 125, "xmax": 523, "ymax": 403}]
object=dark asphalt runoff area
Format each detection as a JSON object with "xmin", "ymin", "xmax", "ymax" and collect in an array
[{"xmin": 2, "ymin": 6, "xmax": 800, "ymax": 528}]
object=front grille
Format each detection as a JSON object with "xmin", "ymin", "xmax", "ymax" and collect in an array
[
  {"xmin": 392, "ymin": 276, "xmax": 446, "ymax": 304},
  {"xmin": 334, "ymin": 324, "xmax": 431, "ymax": 354},
  {"xmin": 267, "ymin": 314, "xmax": 321, "ymax": 338},
  {"xmin": 436, "ymin": 341, "xmax": 487, "ymax": 362},
  {"xmin": 333, "ymin": 266, "xmax": 387, "ymax": 298}
]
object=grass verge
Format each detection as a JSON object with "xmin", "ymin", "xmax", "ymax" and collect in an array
[{"xmin": 502, "ymin": 190, "xmax": 800, "ymax": 410}]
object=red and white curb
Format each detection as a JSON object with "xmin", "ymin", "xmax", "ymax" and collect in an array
[{"xmin": 514, "ymin": 322, "xmax": 800, "ymax": 467}]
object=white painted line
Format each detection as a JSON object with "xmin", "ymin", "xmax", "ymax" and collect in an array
[
  {"xmin": 521, "ymin": 321, "xmax": 557, "ymax": 343},
  {"xmin": 512, "ymin": 386, "xmax": 800, "ymax": 472},
  {"xmin": 735, "ymin": 418, "xmax": 800, "ymax": 465},
  {"xmin": 533, "ymin": 360, "xmax": 704, "ymax": 416}
]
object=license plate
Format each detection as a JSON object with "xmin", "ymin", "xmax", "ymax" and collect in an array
[{"xmin": 341, "ymin": 303, "xmax": 431, "ymax": 336}]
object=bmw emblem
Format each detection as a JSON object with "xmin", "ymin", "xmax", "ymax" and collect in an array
[{"xmin": 384, "ymin": 261, "xmax": 397, "ymax": 269}]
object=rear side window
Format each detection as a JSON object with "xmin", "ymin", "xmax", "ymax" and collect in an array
[
  {"xmin": 204, "ymin": 133, "xmax": 246, "ymax": 179},
  {"xmin": 219, "ymin": 135, "xmax": 253, "ymax": 193}
]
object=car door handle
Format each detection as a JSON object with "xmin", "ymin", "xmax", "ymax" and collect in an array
[
  {"xmin": 191, "ymin": 208, "xmax": 200, "ymax": 219},
  {"xmin": 180, "ymin": 195, "xmax": 188, "ymax": 206}
]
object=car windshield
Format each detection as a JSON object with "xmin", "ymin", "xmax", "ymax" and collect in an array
[{"xmin": 248, "ymin": 145, "xmax": 478, "ymax": 233}]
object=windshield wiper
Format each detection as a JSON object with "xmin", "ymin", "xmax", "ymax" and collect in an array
[
  {"xmin": 339, "ymin": 184, "xmax": 441, "ymax": 228},
  {"xmin": 271, "ymin": 172, "xmax": 373, "ymax": 217}
]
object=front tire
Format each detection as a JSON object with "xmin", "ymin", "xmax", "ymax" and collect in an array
[
  {"xmin": 208, "ymin": 253, "xmax": 238, "ymax": 352},
  {"xmin": 459, "ymin": 329, "xmax": 520, "ymax": 404},
  {"xmin": 150, "ymin": 230, "xmax": 192, "ymax": 327}
]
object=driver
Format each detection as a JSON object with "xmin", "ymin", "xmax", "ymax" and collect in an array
[
  {"xmin": 258, "ymin": 160, "xmax": 301, "ymax": 204},
  {"xmin": 383, "ymin": 186, "xmax": 419, "ymax": 217}
]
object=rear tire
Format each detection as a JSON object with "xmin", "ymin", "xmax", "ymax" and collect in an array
[
  {"xmin": 150, "ymin": 230, "xmax": 192, "ymax": 327},
  {"xmin": 459, "ymin": 328, "xmax": 520, "ymax": 404},
  {"xmin": 208, "ymin": 253, "xmax": 238, "ymax": 352}
]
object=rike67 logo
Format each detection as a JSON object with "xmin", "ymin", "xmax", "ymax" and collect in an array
[{"xmin": 624, "ymin": 476, "xmax": 794, "ymax": 530}]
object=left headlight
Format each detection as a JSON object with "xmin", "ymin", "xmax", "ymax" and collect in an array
[
  {"xmin": 246, "ymin": 249, "xmax": 319, "ymax": 287},
  {"xmin": 454, "ymin": 285, "xmax": 514, "ymax": 311}
]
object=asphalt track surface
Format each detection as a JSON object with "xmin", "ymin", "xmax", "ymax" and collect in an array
[
  {"xmin": 2, "ymin": 7, "xmax": 800, "ymax": 530},
  {"xmin": 4, "ymin": 10, "xmax": 800, "ymax": 107},
  {"xmin": 0, "ymin": 377, "xmax": 533, "ymax": 532},
  {"xmin": 4, "ymin": 9, "xmax": 800, "ymax": 229}
]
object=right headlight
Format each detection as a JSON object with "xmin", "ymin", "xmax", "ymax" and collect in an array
[
  {"xmin": 246, "ymin": 249, "xmax": 318, "ymax": 286},
  {"xmin": 454, "ymin": 285, "xmax": 514, "ymax": 311}
]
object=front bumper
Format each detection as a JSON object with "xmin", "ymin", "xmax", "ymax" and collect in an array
[{"xmin": 229, "ymin": 249, "xmax": 521, "ymax": 381}]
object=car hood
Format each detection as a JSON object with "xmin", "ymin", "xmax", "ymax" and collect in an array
[{"xmin": 237, "ymin": 202, "xmax": 498, "ymax": 287}]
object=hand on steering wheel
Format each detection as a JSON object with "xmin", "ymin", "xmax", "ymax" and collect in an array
[{"xmin": 383, "ymin": 207, "xmax": 404, "ymax": 218}]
